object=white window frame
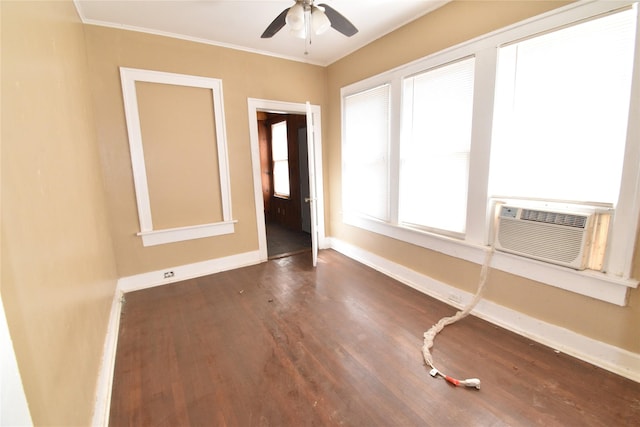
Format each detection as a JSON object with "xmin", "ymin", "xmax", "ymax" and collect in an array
[
  {"xmin": 341, "ymin": 1, "xmax": 640, "ymax": 306},
  {"xmin": 398, "ymin": 56, "xmax": 476, "ymax": 236},
  {"xmin": 120, "ymin": 67, "xmax": 235, "ymax": 246}
]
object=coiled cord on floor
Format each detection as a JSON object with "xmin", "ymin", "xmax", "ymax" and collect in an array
[{"xmin": 422, "ymin": 206, "xmax": 501, "ymax": 390}]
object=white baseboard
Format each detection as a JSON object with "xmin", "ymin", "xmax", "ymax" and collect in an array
[
  {"xmin": 328, "ymin": 237, "xmax": 640, "ymax": 383},
  {"xmin": 91, "ymin": 290, "xmax": 123, "ymax": 427},
  {"xmin": 117, "ymin": 250, "xmax": 264, "ymax": 293}
]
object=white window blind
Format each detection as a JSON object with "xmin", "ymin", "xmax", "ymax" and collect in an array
[
  {"xmin": 343, "ymin": 84, "xmax": 391, "ymax": 221},
  {"xmin": 399, "ymin": 57, "xmax": 475, "ymax": 234},
  {"xmin": 271, "ymin": 121, "xmax": 290, "ymax": 198},
  {"xmin": 490, "ymin": 8, "xmax": 637, "ymax": 204}
]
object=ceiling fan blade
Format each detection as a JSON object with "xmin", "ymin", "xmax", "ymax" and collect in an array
[
  {"xmin": 318, "ymin": 3, "xmax": 358, "ymax": 37},
  {"xmin": 261, "ymin": 7, "xmax": 290, "ymax": 38}
]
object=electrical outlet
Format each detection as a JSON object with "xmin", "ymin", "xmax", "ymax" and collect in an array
[{"xmin": 163, "ymin": 271, "xmax": 175, "ymax": 279}]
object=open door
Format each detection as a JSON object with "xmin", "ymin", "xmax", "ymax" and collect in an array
[
  {"xmin": 248, "ymin": 98, "xmax": 325, "ymax": 265},
  {"xmin": 306, "ymin": 102, "xmax": 319, "ymax": 267}
]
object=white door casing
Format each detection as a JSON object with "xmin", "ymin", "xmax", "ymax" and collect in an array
[
  {"xmin": 247, "ymin": 98, "xmax": 326, "ymax": 263},
  {"xmin": 306, "ymin": 101, "xmax": 319, "ymax": 267}
]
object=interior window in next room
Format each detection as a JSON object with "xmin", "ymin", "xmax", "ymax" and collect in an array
[{"xmin": 271, "ymin": 120, "xmax": 290, "ymax": 198}]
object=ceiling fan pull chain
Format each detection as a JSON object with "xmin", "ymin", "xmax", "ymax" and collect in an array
[{"xmin": 304, "ymin": 6, "xmax": 311, "ymax": 55}]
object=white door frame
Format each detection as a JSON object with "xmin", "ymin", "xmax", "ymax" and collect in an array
[{"xmin": 247, "ymin": 98, "xmax": 326, "ymax": 262}]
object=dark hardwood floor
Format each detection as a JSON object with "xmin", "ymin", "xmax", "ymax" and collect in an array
[
  {"xmin": 266, "ymin": 221, "xmax": 311, "ymax": 259},
  {"xmin": 109, "ymin": 250, "xmax": 640, "ymax": 426}
]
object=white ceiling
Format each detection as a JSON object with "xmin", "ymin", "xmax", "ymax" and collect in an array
[{"xmin": 74, "ymin": 0, "xmax": 450, "ymax": 66}]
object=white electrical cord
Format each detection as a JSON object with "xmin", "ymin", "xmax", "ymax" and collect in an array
[{"xmin": 422, "ymin": 206, "xmax": 501, "ymax": 390}]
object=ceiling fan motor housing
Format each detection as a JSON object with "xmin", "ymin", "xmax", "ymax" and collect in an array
[{"xmin": 261, "ymin": 0, "xmax": 358, "ymax": 39}]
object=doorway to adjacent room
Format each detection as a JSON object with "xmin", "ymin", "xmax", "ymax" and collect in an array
[
  {"xmin": 248, "ymin": 98, "xmax": 325, "ymax": 265},
  {"xmin": 258, "ymin": 111, "xmax": 312, "ymax": 259}
]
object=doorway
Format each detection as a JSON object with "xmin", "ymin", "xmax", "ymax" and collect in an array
[
  {"xmin": 258, "ymin": 112, "xmax": 312, "ymax": 259},
  {"xmin": 247, "ymin": 98, "xmax": 325, "ymax": 264}
]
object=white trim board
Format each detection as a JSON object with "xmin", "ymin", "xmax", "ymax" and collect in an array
[
  {"xmin": 117, "ymin": 250, "xmax": 262, "ymax": 293},
  {"xmin": 119, "ymin": 67, "xmax": 235, "ymax": 247},
  {"xmin": 246, "ymin": 98, "xmax": 328, "ymax": 262},
  {"xmin": 91, "ymin": 291, "xmax": 123, "ymax": 427},
  {"xmin": 328, "ymin": 237, "xmax": 640, "ymax": 383}
]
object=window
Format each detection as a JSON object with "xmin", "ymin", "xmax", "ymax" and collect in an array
[
  {"xmin": 343, "ymin": 84, "xmax": 391, "ymax": 221},
  {"xmin": 341, "ymin": 2, "xmax": 640, "ymax": 305},
  {"xmin": 271, "ymin": 121, "xmax": 290, "ymax": 198},
  {"xmin": 400, "ymin": 57, "xmax": 475, "ymax": 235},
  {"xmin": 490, "ymin": 8, "xmax": 636, "ymax": 204}
]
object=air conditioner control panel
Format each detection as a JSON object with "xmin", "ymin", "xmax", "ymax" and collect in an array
[{"xmin": 500, "ymin": 206, "xmax": 518, "ymax": 219}]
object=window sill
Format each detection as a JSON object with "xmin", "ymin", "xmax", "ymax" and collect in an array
[
  {"xmin": 343, "ymin": 213, "xmax": 637, "ymax": 306},
  {"xmin": 137, "ymin": 220, "xmax": 237, "ymax": 247}
]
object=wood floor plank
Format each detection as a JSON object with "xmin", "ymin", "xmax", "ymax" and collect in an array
[{"xmin": 109, "ymin": 250, "xmax": 640, "ymax": 426}]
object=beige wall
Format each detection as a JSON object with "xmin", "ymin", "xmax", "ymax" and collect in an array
[
  {"xmin": 1, "ymin": 1, "xmax": 118, "ymax": 425},
  {"xmin": 2, "ymin": 1, "xmax": 638, "ymax": 425},
  {"xmin": 83, "ymin": 25, "xmax": 328, "ymax": 277},
  {"xmin": 326, "ymin": 0, "xmax": 640, "ymax": 354},
  {"xmin": 136, "ymin": 82, "xmax": 223, "ymax": 229}
]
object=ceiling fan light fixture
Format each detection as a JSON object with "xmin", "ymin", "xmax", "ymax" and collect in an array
[
  {"xmin": 285, "ymin": 3, "xmax": 305, "ymax": 31},
  {"xmin": 311, "ymin": 6, "xmax": 330, "ymax": 35},
  {"xmin": 260, "ymin": 0, "xmax": 358, "ymax": 41},
  {"xmin": 290, "ymin": 26, "xmax": 307, "ymax": 39}
]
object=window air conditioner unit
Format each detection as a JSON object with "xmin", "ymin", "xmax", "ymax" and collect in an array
[{"xmin": 495, "ymin": 204, "xmax": 610, "ymax": 271}]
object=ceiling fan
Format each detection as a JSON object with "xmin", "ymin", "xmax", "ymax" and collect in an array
[{"xmin": 261, "ymin": 0, "xmax": 358, "ymax": 39}]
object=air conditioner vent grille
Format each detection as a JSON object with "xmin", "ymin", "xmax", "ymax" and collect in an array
[
  {"xmin": 520, "ymin": 209, "xmax": 587, "ymax": 228},
  {"xmin": 498, "ymin": 220, "xmax": 585, "ymax": 263}
]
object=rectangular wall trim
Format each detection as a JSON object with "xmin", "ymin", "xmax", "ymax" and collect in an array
[
  {"xmin": 119, "ymin": 67, "xmax": 234, "ymax": 245},
  {"xmin": 137, "ymin": 220, "xmax": 237, "ymax": 247}
]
